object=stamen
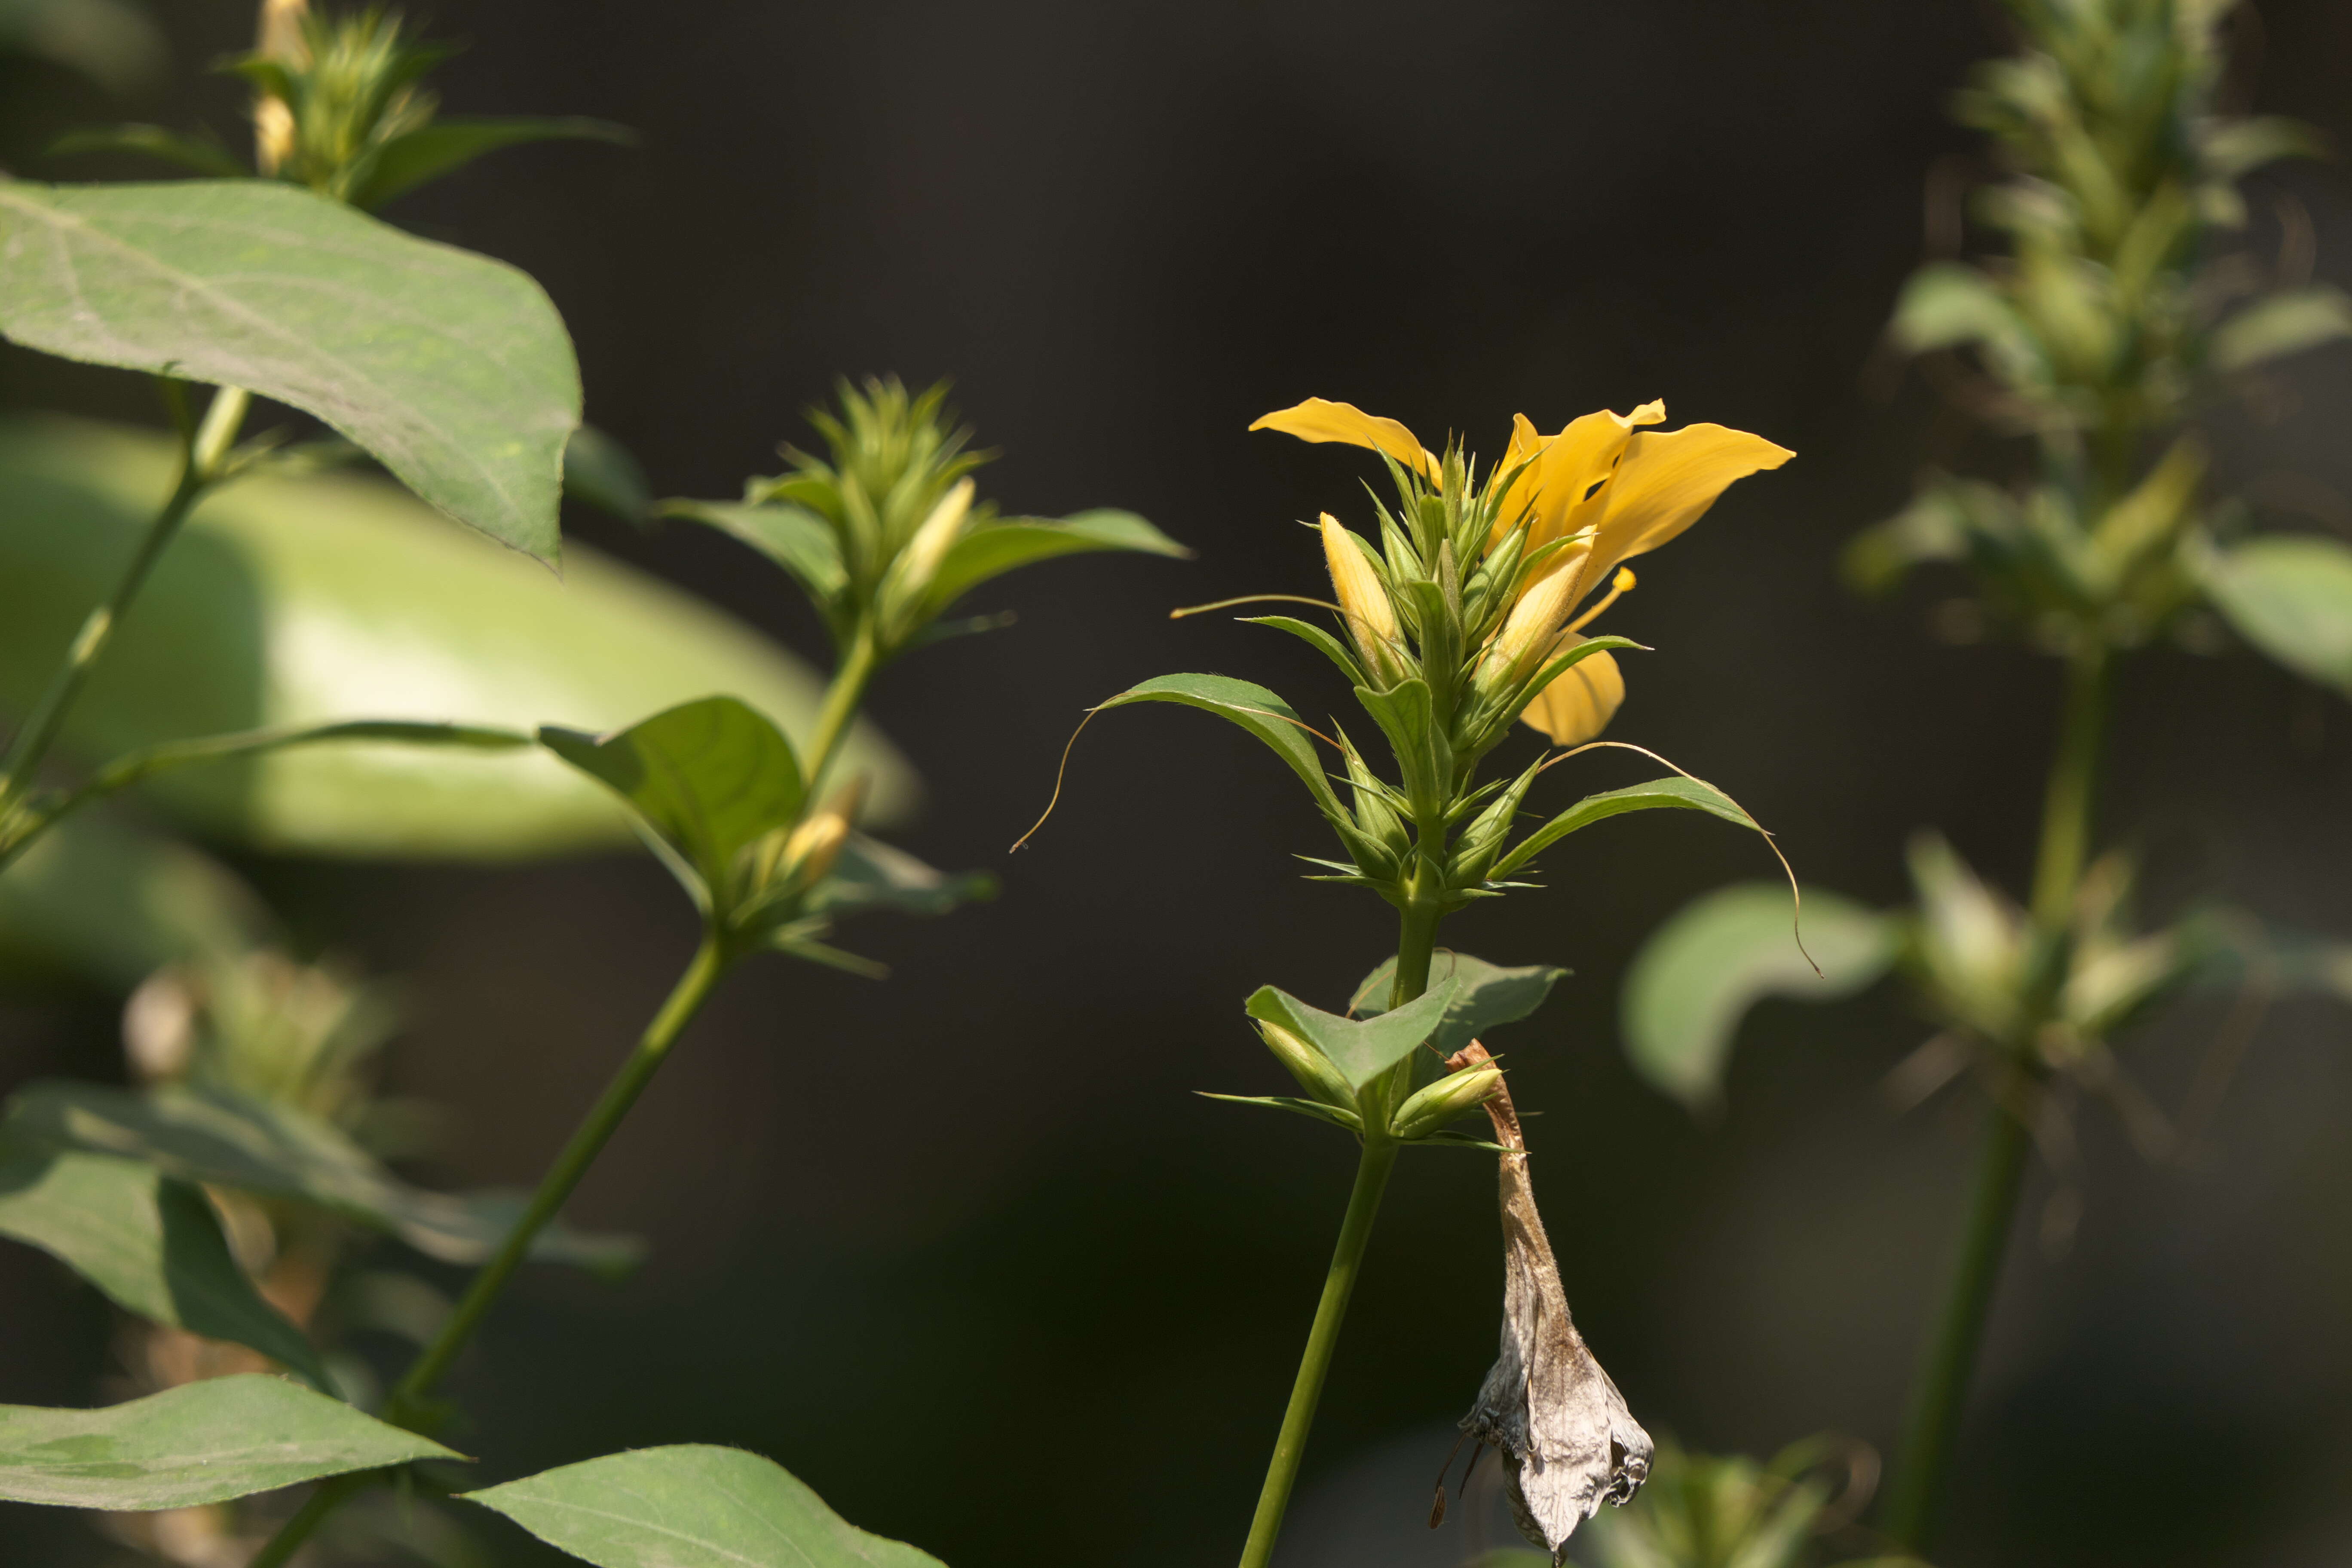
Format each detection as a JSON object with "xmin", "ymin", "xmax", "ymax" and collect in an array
[{"xmin": 1565, "ymin": 567, "xmax": 1636, "ymax": 634}]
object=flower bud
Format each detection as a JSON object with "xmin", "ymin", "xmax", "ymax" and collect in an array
[
  {"xmin": 1320, "ymin": 514, "xmax": 1403, "ymax": 680},
  {"xmin": 1258, "ymin": 1020, "xmax": 1357, "ymax": 1110},
  {"xmin": 764, "ymin": 777, "xmax": 865, "ymax": 893},
  {"xmin": 1480, "ymin": 561, "xmax": 1585, "ymax": 689},
  {"xmin": 896, "ymin": 477, "xmax": 975, "ymax": 594},
  {"xmin": 251, "ymin": 0, "xmax": 310, "ymax": 175},
  {"xmin": 1390, "ymin": 1062, "xmax": 1502, "ymax": 1140}
]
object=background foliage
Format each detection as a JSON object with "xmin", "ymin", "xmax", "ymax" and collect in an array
[{"xmin": 2, "ymin": 3, "xmax": 2349, "ymax": 1565}]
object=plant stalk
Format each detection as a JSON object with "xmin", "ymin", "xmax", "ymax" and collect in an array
[
  {"xmin": 248, "ymin": 931, "xmax": 733, "ymax": 1567},
  {"xmin": 1882, "ymin": 641, "xmax": 2108, "ymax": 1551},
  {"xmin": 803, "ymin": 621, "xmax": 879, "ymax": 798},
  {"xmin": 0, "ymin": 386, "xmax": 249, "ymax": 818},
  {"xmin": 1235, "ymin": 895, "xmax": 1440, "ymax": 1568}
]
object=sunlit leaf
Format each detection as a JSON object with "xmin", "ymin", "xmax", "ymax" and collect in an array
[
  {"xmin": 3, "ymin": 1080, "xmax": 638, "ymax": 1272},
  {"xmin": 1620, "ymin": 883, "xmax": 1896, "ymax": 1110},
  {"xmin": 1491, "ymin": 776, "xmax": 1763, "ymax": 880},
  {"xmin": 0, "ymin": 418, "xmax": 916, "ymax": 856},
  {"xmin": 541, "ymin": 697, "xmax": 805, "ymax": 910},
  {"xmin": 661, "ymin": 499, "xmax": 849, "ymax": 607},
  {"xmin": 0, "ymin": 1375, "xmax": 455, "ymax": 1510},
  {"xmin": 0, "ymin": 178, "xmax": 577, "ymax": 559},
  {"xmin": 921, "ymin": 509, "xmax": 1190, "ymax": 613},
  {"xmin": 0, "ymin": 1146, "xmax": 326, "ymax": 1385},
  {"xmin": 462, "ymin": 1444, "xmax": 946, "ymax": 1568},
  {"xmin": 2199, "ymin": 533, "xmax": 2352, "ymax": 693},
  {"xmin": 1243, "ymin": 978, "xmax": 1460, "ymax": 1093},
  {"xmin": 1095, "ymin": 673, "xmax": 1347, "ymax": 821}
]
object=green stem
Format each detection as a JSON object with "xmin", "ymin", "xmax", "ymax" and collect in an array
[
  {"xmin": 803, "ymin": 622, "xmax": 879, "ymax": 799},
  {"xmin": 247, "ymin": 931, "xmax": 733, "ymax": 1568},
  {"xmin": 1882, "ymin": 642, "xmax": 2108, "ymax": 1552},
  {"xmin": 1235, "ymin": 896, "xmax": 1441, "ymax": 1568},
  {"xmin": 0, "ymin": 386, "xmax": 249, "ymax": 818},
  {"xmin": 1881, "ymin": 1093, "xmax": 2031, "ymax": 1551}
]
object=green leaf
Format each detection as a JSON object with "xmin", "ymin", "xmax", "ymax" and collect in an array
[
  {"xmin": 1621, "ymin": 883, "xmax": 1896, "ymax": 1110},
  {"xmin": 2209, "ymin": 286, "xmax": 2352, "ymax": 373},
  {"xmin": 0, "ymin": 0, "xmax": 165, "ymax": 94},
  {"xmin": 47, "ymin": 123, "xmax": 249, "ymax": 177},
  {"xmin": 921, "ymin": 509, "xmax": 1190, "ymax": 613},
  {"xmin": 346, "ymin": 116, "xmax": 636, "ymax": 211},
  {"xmin": 540, "ymin": 698, "xmax": 804, "ymax": 910},
  {"xmin": 1196, "ymin": 1093, "xmax": 1363, "ymax": 1134},
  {"xmin": 0, "ymin": 1146, "xmax": 328, "ymax": 1385},
  {"xmin": 810, "ymin": 835, "xmax": 995, "ymax": 920},
  {"xmin": 2199, "ymin": 534, "xmax": 2352, "ymax": 692},
  {"xmin": 0, "ymin": 813, "xmax": 270, "ymax": 991},
  {"xmin": 1243, "ymin": 978, "xmax": 1460, "ymax": 1093},
  {"xmin": 3, "ymin": 1080, "xmax": 638, "ymax": 1273},
  {"xmin": 1095, "ymin": 673, "xmax": 1346, "ymax": 821},
  {"xmin": 0, "ymin": 179, "xmax": 579, "ymax": 560},
  {"xmin": 1238, "ymin": 614, "xmax": 1363, "ymax": 684},
  {"xmin": 461, "ymin": 1444, "xmax": 945, "ymax": 1568},
  {"xmin": 1491, "ymin": 775, "xmax": 1763, "ymax": 881},
  {"xmin": 564, "ymin": 423, "xmax": 654, "ymax": 529},
  {"xmin": 661, "ymin": 499, "xmax": 849, "ymax": 606},
  {"xmin": 0, "ymin": 417, "xmax": 916, "ymax": 856},
  {"xmin": 0, "ymin": 1375, "xmax": 456, "ymax": 1510},
  {"xmin": 1348, "ymin": 951, "xmax": 1569, "ymax": 1058}
]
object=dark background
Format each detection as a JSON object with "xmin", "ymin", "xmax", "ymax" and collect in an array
[{"xmin": 4, "ymin": 2, "xmax": 2352, "ymax": 1564}]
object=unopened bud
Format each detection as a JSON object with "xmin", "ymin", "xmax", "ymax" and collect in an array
[
  {"xmin": 1258, "ymin": 1020, "xmax": 1357, "ymax": 1110},
  {"xmin": 897, "ymin": 478, "xmax": 974, "ymax": 594},
  {"xmin": 1480, "ymin": 562, "xmax": 1584, "ymax": 689},
  {"xmin": 770, "ymin": 777, "xmax": 864, "ymax": 891},
  {"xmin": 1320, "ymin": 514, "xmax": 1402, "ymax": 677},
  {"xmin": 251, "ymin": 0, "xmax": 309, "ymax": 174},
  {"xmin": 1390, "ymin": 1062, "xmax": 1501, "ymax": 1140}
]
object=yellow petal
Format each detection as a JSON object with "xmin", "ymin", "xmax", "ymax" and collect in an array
[
  {"xmin": 1519, "ymin": 647, "xmax": 1625, "ymax": 747},
  {"xmin": 1580, "ymin": 423, "xmax": 1794, "ymax": 586},
  {"xmin": 1489, "ymin": 403, "xmax": 1668, "ymax": 555},
  {"xmin": 1250, "ymin": 398, "xmax": 1439, "ymax": 481}
]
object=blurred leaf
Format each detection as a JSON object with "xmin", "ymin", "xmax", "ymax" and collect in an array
[
  {"xmin": 461, "ymin": 1444, "xmax": 945, "ymax": 1568},
  {"xmin": 1095, "ymin": 673, "xmax": 1347, "ymax": 821},
  {"xmin": 0, "ymin": 813, "xmax": 269, "ymax": 991},
  {"xmin": 347, "ymin": 116, "xmax": 636, "ymax": 211},
  {"xmin": 1492, "ymin": 776, "xmax": 1763, "ymax": 880},
  {"xmin": 661, "ymin": 499, "xmax": 848, "ymax": 606},
  {"xmin": 2201, "ymin": 116, "xmax": 2328, "ymax": 180},
  {"xmin": 0, "ymin": 1375, "xmax": 455, "ymax": 1510},
  {"xmin": 1621, "ymin": 884, "xmax": 1896, "ymax": 1110},
  {"xmin": 2198, "ymin": 533, "xmax": 2352, "ymax": 692},
  {"xmin": 541, "ymin": 698, "xmax": 804, "ymax": 910},
  {"xmin": 809, "ymin": 835, "xmax": 995, "ymax": 921},
  {"xmin": 47, "ymin": 123, "xmax": 247, "ymax": 176},
  {"xmin": 0, "ymin": 418, "xmax": 915, "ymax": 856},
  {"xmin": 1843, "ymin": 484, "xmax": 1974, "ymax": 594},
  {"xmin": 1243, "ymin": 978, "xmax": 1459, "ymax": 1093},
  {"xmin": 1196, "ymin": 1093, "xmax": 1362, "ymax": 1134},
  {"xmin": 1348, "ymin": 951, "xmax": 1568, "ymax": 1058},
  {"xmin": 563, "ymin": 423, "xmax": 654, "ymax": 529},
  {"xmin": 0, "ymin": 179, "xmax": 577, "ymax": 560},
  {"xmin": 1890, "ymin": 262, "xmax": 2042, "ymax": 378},
  {"xmin": 2209, "ymin": 286, "xmax": 2352, "ymax": 373},
  {"xmin": 0, "ymin": 1145, "xmax": 327, "ymax": 1385},
  {"xmin": 0, "ymin": 0, "xmax": 165, "ymax": 94},
  {"xmin": 2, "ymin": 1080, "xmax": 639, "ymax": 1272},
  {"xmin": 921, "ymin": 509, "xmax": 1190, "ymax": 614}
]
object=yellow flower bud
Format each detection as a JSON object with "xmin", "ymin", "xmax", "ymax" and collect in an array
[
  {"xmin": 769, "ymin": 777, "xmax": 864, "ymax": 891},
  {"xmin": 251, "ymin": 0, "xmax": 310, "ymax": 175},
  {"xmin": 1390, "ymin": 1062, "xmax": 1502, "ymax": 1140},
  {"xmin": 1258, "ymin": 1020, "xmax": 1357, "ymax": 1110},
  {"xmin": 1320, "ymin": 514, "xmax": 1401, "ymax": 674},
  {"xmin": 1482, "ymin": 561, "xmax": 1585, "ymax": 688},
  {"xmin": 896, "ymin": 477, "xmax": 975, "ymax": 594}
]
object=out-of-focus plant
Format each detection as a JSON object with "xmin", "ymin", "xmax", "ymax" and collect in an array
[
  {"xmin": 1027, "ymin": 394, "xmax": 1792, "ymax": 1565},
  {"xmin": 1620, "ymin": 0, "xmax": 2352, "ymax": 1553},
  {"xmin": 0, "ymin": 5, "xmax": 1180, "ymax": 1567}
]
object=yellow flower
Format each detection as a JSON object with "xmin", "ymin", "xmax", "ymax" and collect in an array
[{"xmin": 1253, "ymin": 396, "xmax": 1792, "ymax": 747}]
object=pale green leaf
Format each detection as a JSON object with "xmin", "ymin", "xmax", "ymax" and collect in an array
[
  {"xmin": 0, "ymin": 1146, "xmax": 326, "ymax": 1385},
  {"xmin": 1348, "ymin": 951, "xmax": 1568, "ymax": 1059},
  {"xmin": 809, "ymin": 835, "xmax": 995, "ymax": 920},
  {"xmin": 0, "ymin": 417, "xmax": 915, "ymax": 856},
  {"xmin": 0, "ymin": 1375, "xmax": 456, "ymax": 1510},
  {"xmin": 2199, "ymin": 533, "xmax": 2352, "ymax": 693},
  {"xmin": 661, "ymin": 499, "xmax": 849, "ymax": 606},
  {"xmin": 348, "ymin": 117, "xmax": 636, "ymax": 211},
  {"xmin": 0, "ymin": 179, "xmax": 579, "ymax": 559},
  {"xmin": 2209, "ymin": 287, "xmax": 2352, "ymax": 374},
  {"xmin": 3, "ymin": 1080, "xmax": 638, "ymax": 1272},
  {"xmin": 540, "ymin": 697, "xmax": 804, "ymax": 908},
  {"xmin": 462, "ymin": 1444, "xmax": 945, "ymax": 1568},
  {"xmin": 1243, "ymin": 978, "xmax": 1461, "ymax": 1092},
  {"xmin": 1492, "ymin": 776, "xmax": 1764, "ymax": 881},
  {"xmin": 1095, "ymin": 673, "xmax": 1346, "ymax": 821},
  {"xmin": 921, "ymin": 509, "xmax": 1190, "ymax": 613},
  {"xmin": 1621, "ymin": 883, "xmax": 1896, "ymax": 1110}
]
